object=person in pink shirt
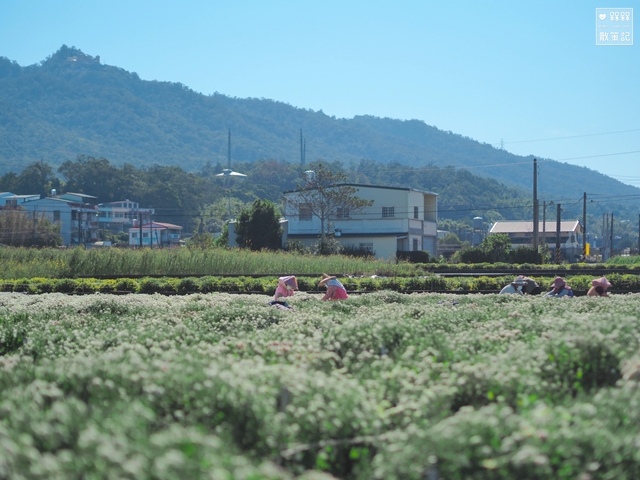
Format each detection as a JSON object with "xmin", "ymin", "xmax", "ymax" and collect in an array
[
  {"xmin": 270, "ymin": 275, "xmax": 298, "ymax": 309},
  {"xmin": 319, "ymin": 274, "xmax": 348, "ymax": 300}
]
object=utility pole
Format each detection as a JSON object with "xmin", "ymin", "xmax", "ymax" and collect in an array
[
  {"xmin": 532, "ymin": 158, "xmax": 539, "ymax": 252},
  {"xmin": 555, "ymin": 203, "xmax": 562, "ymax": 263},
  {"xmin": 582, "ymin": 192, "xmax": 587, "ymax": 258},
  {"xmin": 610, "ymin": 212, "xmax": 614, "ymax": 258},
  {"xmin": 228, "ymin": 129, "xmax": 231, "ymax": 169},
  {"xmin": 542, "ymin": 201, "xmax": 547, "ymax": 250},
  {"xmin": 601, "ymin": 213, "xmax": 609, "ymax": 262}
]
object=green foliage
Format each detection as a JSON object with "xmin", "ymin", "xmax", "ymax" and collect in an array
[
  {"xmin": 509, "ymin": 246, "xmax": 544, "ymax": 264},
  {"xmin": 0, "ymin": 246, "xmax": 417, "ymax": 278},
  {"xmin": 0, "ymin": 209, "xmax": 62, "ymax": 247},
  {"xmin": 2, "ymin": 292, "xmax": 640, "ymax": 478},
  {"xmin": 235, "ymin": 199, "xmax": 282, "ymax": 251},
  {"xmin": 186, "ymin": 232, "xmax": 216, "ymax": 249},
  {"xmin": 311, "ymin": 237, "xmax": 344, "ymax": 256},
  {"xmin": 454, "ymin": 234, "xmax": 513, "ymax": 264},
  {"xmin": 395, "ymin": 250, "xmax": 430, "ymax": 263},
  {"xmin": 2, "ymin": 45, "xmax": 640, "ymax": 247}
]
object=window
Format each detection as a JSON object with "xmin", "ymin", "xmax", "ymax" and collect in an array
[
  {"xmin": 359, "ymin": 242, "xmax": 374, "ymax": 253},
  {"xmin": 131, "ymin": 232, "xmax": 138, "ymax": 239},
  {"xmin": 299, "ymin": 203, "xmax": 312, "ymax": 221},
  {"xmin": 336, "ymin": 206, "xmax": 350, "ymax": 219},
  {"xmin": 413, "ymin": 238, "xmax": 419, "ymax": 251},
  {"xmin": 53, "ymin": 210, "xmax": 61, "ymax": 222},
  {"xmin": 414, "ymin": 206, "xmax": 419, "ymax": 219},
  {"xmin": 382, "ymin": 206, "xmax": 395, "ymax": 218}
]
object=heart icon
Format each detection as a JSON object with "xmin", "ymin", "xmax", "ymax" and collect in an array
[{"xmin": 599, "ymin": 13, "xmax": 606, "ymax": 20}]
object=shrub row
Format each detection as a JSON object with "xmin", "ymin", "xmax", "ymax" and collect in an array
[{"xmin": 2, "ymin": 273, "xmax": 640, "ymax": 295}]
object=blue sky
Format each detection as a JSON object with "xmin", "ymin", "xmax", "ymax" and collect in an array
[{"xmin": 2, "ymin": 0, "xmax": 639, "ymax": 186}]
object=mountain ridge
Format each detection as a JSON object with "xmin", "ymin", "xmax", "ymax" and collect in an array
[{"xmin": 1, "ymin": 46, "xmax": 638, "ymax": 217}]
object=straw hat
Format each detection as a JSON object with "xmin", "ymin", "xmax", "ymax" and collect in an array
[
  {"xmin": 551, "ymin": 277, "xmax": 566, "ymax": 289},
  {"xmin": 591, "ymin": 276, "xmax": 611, "ymax": 290},
  {"xmin": 319, "ymin": 274, "xmax": 336, "ymax": 286},
  {"xmin": 278, "ymin": 275, "xmax": 298, "ymax": 290}
]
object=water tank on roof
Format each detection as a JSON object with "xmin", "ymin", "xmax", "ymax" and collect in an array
[{"xmin": 473, "ymin": 216, "xmax": 483, "ymax": 230}]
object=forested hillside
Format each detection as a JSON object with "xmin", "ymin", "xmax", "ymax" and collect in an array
[
  {"xmin": 0, "ymin": 156, "xmax": 530, "ymax": 232},
  {"xmin": 1, "ymin": 45, "xmax": 638, "ymax": 225}
]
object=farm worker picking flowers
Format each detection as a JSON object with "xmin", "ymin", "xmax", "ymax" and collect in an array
[
  {"xmin": 587, "ymin": 276, "xmax": 612, "ymax": 297},
  {"xmin": 545, "ymin": 276, "xmax": 574, "ymax": 298},
  {"xmin": 319, "ymin": 274, "xmax": 348, "ymax": 301},
  {"xmin": 499, "ymin": 275, "xmax": 541, "ymax": 295},
  {"xmin": 269, "ymin": 275, "xmax": 298, "ymax": 309}
]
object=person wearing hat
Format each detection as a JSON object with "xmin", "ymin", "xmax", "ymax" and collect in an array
[
  {"xmin": 319, "ymin": 273, "xmax": 348, "ymax": 300},
  {"xmin": 499, "ymin": 275, "xmax": 541, "ymax": 295},
  {"xmin": 545, "ymin": 276, "xmax": 574, "ymax": 298},
  {"xmin": 587, "ymin": 276, "xmax": 612, "ymax": 297},
  {"xmin": 499, "ymin": 276, "xmax": 527, "ymax": 295},
  {"xmin": 269, "ymin": 275, "xmax": 298, "ymax": 309}
]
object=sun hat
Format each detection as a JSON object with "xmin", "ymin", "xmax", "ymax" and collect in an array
[
  {"xmin": 551, "ymin": 277, "xmax": 566, "ymax": 289},
  {"xmin": 278, "ymin": 275, "xmax": 298, "ymax": 290},
  {"xmin": 591, "ymin": 276, "xmax": 611, "ymax": 290},
  {"xmin": 319, "ymin": 273, "xmax": 336, "ymax": 286}
]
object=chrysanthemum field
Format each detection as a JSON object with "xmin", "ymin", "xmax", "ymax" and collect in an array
[{"xmin": 1, "ymin": 291, "xmax": 640, "ymax": 479}]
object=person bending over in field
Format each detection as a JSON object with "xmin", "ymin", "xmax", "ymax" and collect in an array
[
  {"xmin": 587, "ymin": 276, "xmax": 611, "ymax": 297},
  {"xmin": 269, "ymin": 275, "xmax": 298, "ymax": 309},
  {"xmin": 499, "ymin": 275, "xmax": 541, "ymax": 295},
  {"xmin": 319, "ymin": 274, "xmax": 348, "ymax": 301},
  {"xmin": 545, "ymin": 276, "xmax": 574, "ymax": 298}
]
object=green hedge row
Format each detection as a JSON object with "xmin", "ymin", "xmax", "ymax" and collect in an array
[{"xmin": 2, "ymin": 273, "xmax": 639, "ymax": 295}]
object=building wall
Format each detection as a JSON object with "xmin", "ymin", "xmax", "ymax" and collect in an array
[
  {"xmin": 98, "ymin": 200, "xmax": 153, "ymax": 232},
  {"xmin": 21, "ymin": 199, "xmax": 73, "ymax": 245},
  {"xmin": 284, "ymin": 185, "xmax": 438, "ymax": 259}
]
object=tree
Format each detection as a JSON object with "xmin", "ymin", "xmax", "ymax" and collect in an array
[
  {"xmin": 13, "ymin": 161, "xmax": 60, "ymax": 197},
  {"xmin": 455, "ymin": 233, "xmax": 513, "ymax": 263},
  {"xmin": 235, "ymin": 199, "xmax": 282, "ymax": 250},
  {"xmin": 481, "ymin": 233, "xmax": 512, "ymax": 263},
  {"xmin": 285, "ymin": 162, "xmax": 373, "ymax": 250},
  {"xmin": 0, "ymin": 208, "xmax": 61, "ymax": 247},
  {"xmin": 58, "ymin": 156, "xmax": 122, "ymax": 200}
]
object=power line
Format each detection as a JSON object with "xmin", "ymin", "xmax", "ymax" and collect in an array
[
  {"xmin": 503, "ymin": 128, "xmax": 640, "ymax": 145},
  {"xmin": 556, "ymin": 150, "xmax": 640, "ymax": 162}
]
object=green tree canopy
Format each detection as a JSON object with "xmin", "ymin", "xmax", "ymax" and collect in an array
[
  {"xmin": 0, "ymin": 209, "xmax": 61, "ymax": 247},
  {"xmin": 235, "ymin": 199, "xmax": 282, "ymax": 251}
]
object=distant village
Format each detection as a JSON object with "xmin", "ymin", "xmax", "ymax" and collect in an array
[{"xmin": 1, "ymin": 184, "xmax": 588, "ymax": 262}]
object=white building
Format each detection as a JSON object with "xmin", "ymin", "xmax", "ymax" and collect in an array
[
  {"xmin": 20, "ymin": 192, "xmax": 99, "ymax": 245},
  {"xmin": 284, "ymin": 183, "xmax": 438, "ymax": 260},
  {"xmin": 129, "ymin": 221, "xmax": 183, "ymax": 247},
  {"xmin": 489, "ymin": 220, "xmax": 583, "ymax": 262},
  {"xmin": 97, "ymin": 199, "xmax": 154, "ymax": 232},
  {"xmin": 0, "ymin": 192, "xmax": 40, "ymax": 207}
]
